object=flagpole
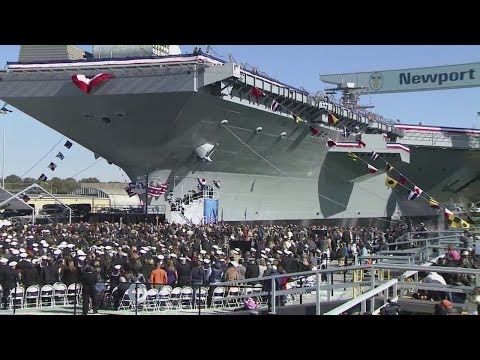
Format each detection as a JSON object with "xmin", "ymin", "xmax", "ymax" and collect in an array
[
  {"xmin": 2, "ymin": 114, "xmax": 5, "ymax": 188},
  {"xmin": 144, "ymin": 173, "xmax": 149, "ymax": 217}
]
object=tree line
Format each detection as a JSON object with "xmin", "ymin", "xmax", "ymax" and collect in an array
[{"xmin": 1, "ymin": 175, "xmax": 101, "ymax": 194}]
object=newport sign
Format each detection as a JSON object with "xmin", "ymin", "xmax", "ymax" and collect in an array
[{"xmin": 320, "ymin": 63, "xmax": 480, "ymax": 94}]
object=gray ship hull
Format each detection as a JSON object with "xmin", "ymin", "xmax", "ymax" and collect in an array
[{"xmin": 0, "ymin": 55, "xmax": 478, "ymax": 222}]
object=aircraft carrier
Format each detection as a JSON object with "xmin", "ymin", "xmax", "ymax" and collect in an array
[{"xmin": 0, "ymin": 45, "xmax": 479, "ymax": 224}]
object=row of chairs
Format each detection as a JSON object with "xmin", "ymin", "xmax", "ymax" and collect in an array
[
  {"xmin": 116, "ymin": 284, "xmax": 268, "ymax": 312},
  {"xmin": 1, "ymin": 283, "xmax": 82, "ymax": 310}
]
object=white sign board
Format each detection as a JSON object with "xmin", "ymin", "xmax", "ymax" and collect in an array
[{"xmin": 320, "ymin": 62, "xmax": 480, "ymax": 94}]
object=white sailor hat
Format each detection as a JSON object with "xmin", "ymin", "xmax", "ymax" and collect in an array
[
  {"xmin": 19, "ymin": 248, "xmax": 26, "ymax": 253},
  {"xmin": 284, "ymin": 250, "xmax": 291, "ymax": 255},
  {"xmin": 121, "ymin": 253, "xmax": 128, "ymax": 257},
  {"xmin": 277, "ymin": 250, "xmax": 283, "ymax": 255},
  {"xmin": 9, "ymin": 261, "xmax": 17, "ymax": 267},
  {"xmin": 212, "ymin": 245, "xmax": 219, "ymax": 250},
  {"xmin": 33, "ymin": 243, "xmax": 38, "ymax": 247},
  {"xmin": 104, "ymin": 246, "xmax": 112, "ymax": 250},
  {"xmin": 264, "ymin": 248, "xmax": 270, "ymax": 253},
  {"xmin": 54, "ymin": 249, "xmax": 62, "ymax": 255},
  {"xmin": 1, "ymin": 233, "xmax": 6, "ymax": 237},
  {"xmin": 232, "ymin": 250, "xmax": 239, "ymax": 255},
  {"xmin": 96, "ymin": 251, "xmax": 104, "ymax": 255},
  {"xmin": 11, "ymin": 249, "xmax": 19, "ymax": 255},
  {"xmin": 114, "ymin": 265, "xmax": 121, "ymax": 270},
  {"xmin": 170, "ymin": 254, "xmax": 178, "ymax": 258},
  {"xmin": 179, "ymin": 257, "xmax": 186, "ymax": 261},
  {"xmin": 230, "ymin": 235, "xmax": 235, "ymax": 240},
  {"xmin": 250, "ymin": 248, "xmax": 256, "ymax": 252},
  {"xmin": 219, "ymin": 259, "xmax": 226, "ymax": 262},
  {"xmin": 157, "ymin": 255, "xmax": 165, "ymax": 260},
  {"xmin": 20, "ymin": 253, "xmax": 28, "ymax": 258},
  {"xmin": 261, "ymin": 254, "xmax": 267, "ymax": 259},
  {"xmin": 43, "ymin": 243, "xmax": 49, "ymax": 248},
  {"xmin": 140, "ymin": 249, "xmax": 146, "ymax": 254},
  {"xmin": 78, "ymin": 256, "xmax": 86, "ymax": 261},
  {"xmin": 200, "ymin": 250, "xmax": 206, "ymax": 255},
  {"xmin": 28, "ymin": 235, "xmax": 34, "ymax": 239},
  {"xmin": 234, "ymin": 248, "xmax": 240, "ymax": 252},
  {"xmin": 216, "ymin": 250, "xmax": 222, "ymax": 255},
  {"xmin": 268, "ymin": 258, "xmax": 275, "ymax": 262},
  {"xmin": 77, "ymin": 250, "xmax": 86, "ymax": 256},
  {"xmin": 11, "ymin": 241, "xmax": 17, "ymax": 246},
  {"xmin": 0, "ymin": 258, "xmax": 8, "ymax": 264},
  {"xmin": 203, "ymin": 259, "xmax": 211, "ymax": 264},
  {"xmin": 5, "ymin": 239, "xmax": 11, "ymax": 243},
  {"xmin": 7, "ymin": 235, "xmax": 12, "ymax": 239},
  {"xmin": 60, "ymin": 241, "xmax": 67, "ymax": 246},
  {"xmin": 32, "ymin": 259, "xmax": 39, "ymax": 265}
]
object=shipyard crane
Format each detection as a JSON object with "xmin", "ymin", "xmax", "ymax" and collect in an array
[{"xmin": 320, "ymin": 62, "xmax": 480, "ymax": 111}]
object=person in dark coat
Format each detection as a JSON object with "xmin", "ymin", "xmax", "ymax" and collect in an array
[
  {"xmin": 21, "ymin": 261, "xmax": 40, "ymax": 288},
  {"xmin": 245, "ymin": 258, "xmax": 260, "ymax": 281},
  {"xmin": 176, "ymin": 257, "xmax": 191, "ymax": 287},
  {"xmin": 1, "ymin": 261, "xmax": 19, "ymax": 309},
  {"xmin": 39, "ymin": 258, "xmax": 56, "ymax": 286},
  {"xmin": 79, "ymin": 266, "xmax": 98, "ymax": 315}
]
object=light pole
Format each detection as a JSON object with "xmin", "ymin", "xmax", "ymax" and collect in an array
[
  {"xmin": 0, "ymin": 104, "xmax": 12, "ymax": 189},
  {"xmin": 1, "ymin": 112, "xmax": 5, "ymax": 188}
]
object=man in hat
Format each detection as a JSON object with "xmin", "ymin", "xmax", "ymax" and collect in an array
[
  {"xmin": 80, "ymin": 265, "xmax": 99, "ymax": 315},
  {"xmin": 0, "ymin": 259, "xmax": 18, "ymax": 309}
]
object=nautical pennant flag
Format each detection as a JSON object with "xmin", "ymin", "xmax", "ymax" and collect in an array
[
  {"xmin": 343, "ymin": 127, "xmax": 351, "ymax": 138},
  {"xmin": 125, "ymin": 186, "xmax": 136, "ymax": 197},
  {"xmin": 348, "ymin": 152, "xmax": 357, "ymax": 162},
  {"xmin": 385, "ymin": 176, "xmax": 398, "ymax": 188},
  {"xmin": 407, "ymin": 185, "xmax": 423, "ymax": 200},
  {"xmin": 71, "ymin": 73, "xmax": 113, "ymax": 94},
  {"xmin": 399, "ymin": 175, "xmax": 407, "ymax": 185},
  {"xmin": 48, "ymin": 162, "xmax": 57, "ymax": 171},
  {"xmin": 310, "ymin": 126, "xmax": 321, "ymax": 136},
  {"xmin": 386, "ymin": 163, "xmax": 394, "ymax": 172},
  {"xmin": 213, "ymin": 180, "xmax": 221, "ymax": 189},
  {"xmin": 327, "ymin": 139, "xmax": 337, "ymax": 148},
  {"xmin": 38, "ymin": 174, "xmax": 47, "ymax": 182},
  {"xmin": 370, "ymin": 151, "xmax": 379, "ymax": 161},
  {"xmin": 367, "ymin": 164, "xmax": 378, "ymax": 174},
  {"xmin": 56, "ymin": 152, "xmax": 64, "ymax": 160},
  {"xmin": 198, "ymin": 178, "xmax": 207, "ymax": 187},
  {"xmin": 0, "ymin": 105, "xmax": 12, "ymax": 113},
  {"xmin": 271, "ymin": 100, "xmax": 280, "ymax": 112},
  {"xmin": 451, "ymin": 216, "xmax": 470, "ymax": 229},
  {"xmin": 327, "ymin": 113, "xmax": 338, "ymax": 125},
  {"xmin": 249, "ymin": 86, "xmax": 264, "ymax": 101},
  {"xmin": 358, "ymin": 139, "xmax": 366, "ymax": 148},
  {"xmin": 429, "ymin": 197, "xmax": 440, "ymax": 209},
  {"xmin": 64, "ymin": 141, "xmax": 73, "ymax": 149}
]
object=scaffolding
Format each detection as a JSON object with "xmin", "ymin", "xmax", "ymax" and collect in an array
[{"xmin": 0, "ymin": 183, "xmax": 72, "ymax": 224}]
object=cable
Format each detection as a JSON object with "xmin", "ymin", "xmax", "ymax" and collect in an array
[
  {"xmin": 69, "ymin": 158, "xmax": 102, "ymax": 179},
  {"xmin": 222, "ymin": 125, "xmax": 288, "ymax": 177},
  {"xmin": 222, "ymin": 124, "xmax": 396, "ymax": 224},
  {"xmin": 21, "ymin": 136, "xmax": 65, "ymax": 178}
]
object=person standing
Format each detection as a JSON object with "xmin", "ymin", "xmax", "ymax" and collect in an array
[{"xmin": 79, "ymin": 265, "xmax": 98, "ymax": 315}]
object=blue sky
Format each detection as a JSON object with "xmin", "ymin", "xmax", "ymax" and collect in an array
[{"xmin": 1, "ymin": 45, "xmax": 480, "ymax": 182}]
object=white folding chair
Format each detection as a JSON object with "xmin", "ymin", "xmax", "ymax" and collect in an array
[
  {"xmin": 53, "ymin": 283, "xmax": 68, "ymax": 307},
  {"xmin": 157, "ymin": 287, "xmax": 172, "ymax": 310},
  {"xmin": 211, "ymin": 287, "xmax": 225, "ymax": 309},
  {"xmin": 180, "ymin": 287, "xmax": 193, "ymax": 309},
  {"xmin": 24, "ymin": 285, "xmax": 40, "ymax": 308},
  {"xmin": 143, "ymin": 288, "xmax": 159, "ymax": 312},
  {"xmin": 8, "ymin": 287, "xmax": 24, "ymax": 309},
  {"xmin": 40, "ymin": 285, "xmax": 54, "ymax": 307},
  {"xmin": 169, "ymin": 287, "xmax": 182, "ymax": 309},
  {"xmin": 227, "ymin": 287, "xmax": 240, "ymax": 308},
  {"xmin": 67, "ymin": 283, "xmax": 81, "ymax": 304}
]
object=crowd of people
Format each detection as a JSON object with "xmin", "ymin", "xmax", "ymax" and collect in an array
[{"xmin": 0, "ymin": 220, "xmax": 477, "ymax": 314}]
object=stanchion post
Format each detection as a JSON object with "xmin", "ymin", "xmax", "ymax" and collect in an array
[
  {"xmin": 73, "ymin": 283, "xmax": 77, "ymax": 315},
  {"xmin": 135, "ymin": 282, "xmax": 138, "ymax": 316}
]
